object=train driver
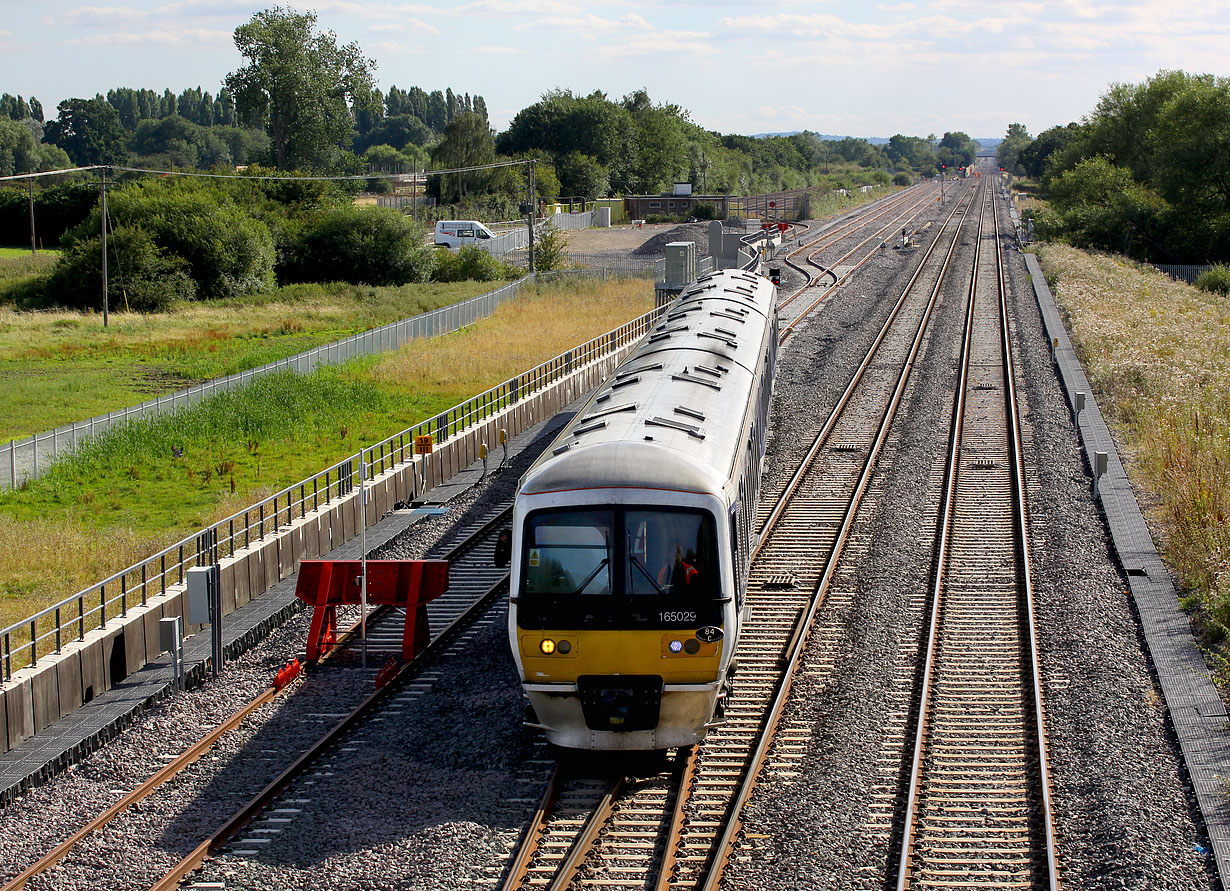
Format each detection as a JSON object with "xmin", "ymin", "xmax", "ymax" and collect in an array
[{"xmin": 658, "ymin": 543, "xmax": 698, "ymax": 591}]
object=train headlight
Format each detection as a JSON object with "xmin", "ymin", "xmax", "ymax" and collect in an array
[
  {"xmin": 668, "ymin": 639, "xmax": 684, "ymax": 654},
  {"xmin": 540, "ymin": 639, "xmax": 556, "ymax": 655},
  {"xmin": 557, "ymin": 640, "xmax": 572, "ymax": 654}
]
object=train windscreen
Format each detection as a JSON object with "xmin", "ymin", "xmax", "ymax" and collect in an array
[{"xmin": 519, "ymin": 507, "xmax": 721, "ymax": 629}]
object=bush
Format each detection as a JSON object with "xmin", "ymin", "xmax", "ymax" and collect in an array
[
  {"xmin": 692, "ymin": 203, "xmax": 717, "ymax": 221},
  {"xmin": 1195, "ymin": 264, "xmax": 1230, "ymax": 295},
  {"xmin": 14, "ymin": 228, "xmax": 195, "ymax": 311},
  {"xmin": 893, "ymin": 172, "xmax": 912, "ymax": 186},
  {"xmin": 279, "ymin": 205, "xmax": 434, "ymax": 286},
  {"xmin": 533, "ymin": 225, "xmax": 569, "ymax": 272},
  {"xmin": 65, "ymin": 182, "xmax": 276, "ymax": 300},
  {"xmin": 0, "ymin": 182, "xmax": 100, "ymax": 248},
  {"xmin": 431, "ymin": 245, "xmax": 519, "ymax": 283}
]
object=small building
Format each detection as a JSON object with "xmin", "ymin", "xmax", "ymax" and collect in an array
[{"xmin": 623, "ymin": 193, "xmax": 730, "ymax": 220}]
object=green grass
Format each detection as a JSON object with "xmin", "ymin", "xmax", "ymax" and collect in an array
[
  {"xmin": 0, "ymin": 279, "xmax": 502, "ymax": 441},
  {"xmin": 0, "ymin": 276, "xmax": 653, "ymax": 647},
  {"xmin": 0, "ymin": 247, "xmax": 58, "ymax": 285}
]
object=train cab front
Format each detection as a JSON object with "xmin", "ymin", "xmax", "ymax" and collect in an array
[{"xmin": 509, "ymin": 503, "xmax": 732, "ymax": 750}]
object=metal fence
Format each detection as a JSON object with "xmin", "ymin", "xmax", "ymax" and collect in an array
[
  {"xmin": 4, "ymin": 277, "xmax": 537, "ymax": 490},
  {"xmin": 1152, "ymin": 264, "xmax": 1213, "ymax": 284},
  {"xmin": 478, "ymin": 226, "xmax": 530, "ymax": 257},
  {"xmin": 546, "ymin": 210, "xmax": 595, "ymax": 232},
  {"xmin": 566, "ymin": 253, "xmax": 658, "ymax": 277},
  {"xmin": 0, "ymin": 300, "xmax": 667, "ymax": 682}
]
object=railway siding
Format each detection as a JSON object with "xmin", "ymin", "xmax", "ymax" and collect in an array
[{"xmin": 1025, "ymin": 251, "xmax": 1230, "ymax": 886}]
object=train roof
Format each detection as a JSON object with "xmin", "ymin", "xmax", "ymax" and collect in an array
[{"xmin": 519, "ymin": 268, "xmax": 776, "ymax": 499}]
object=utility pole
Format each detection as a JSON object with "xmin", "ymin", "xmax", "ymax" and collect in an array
[
  {"xmin": 28, "ymin": 181, "xmax": 36, "ymax": 257},
  {"xmin": 526, "ymin": 159, "xmax": 536, "ymax": 274},
  {"xmin": 100, "ymin": 168, "xmax": 109, "ymax": 327}
]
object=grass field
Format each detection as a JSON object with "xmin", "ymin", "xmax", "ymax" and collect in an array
[
  {"xmin": 1036, "ymin": 243, "xmax": 1230, "ymax": 663},
  {"xmin": 0, "ymin": 275, "xmax": 653, "ymax": 646},
  {"xmin": 0, "ymin": 247, "xmax": 58, "ymax": 286},
  {"xmin": 0, "ymin": 279, "xmax": 502, "ymax": 441}
]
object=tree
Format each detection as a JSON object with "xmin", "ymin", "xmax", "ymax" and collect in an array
[
  {"xmin": 937, "ymin": 131, "xmax": 978, "ymax": 171},
  {"xmin": 0, "ymin": 118, "xmax": 70, "ymax": 175},
  {"xmin": 430, "ymin": 112, "xmax": 495, "ymax": 201},
  {"xmin": 996, "ymin": 123, "xmax": 1032, "ymax": 175},
  {"xmin": 226, "ymin": 6, "xmax": 375, "ymax": 169},
  {"xmin": 556, "ymin": 152, "xmax": 609, "ymax": 199},
  {"xmin": 43, "ymin": 98, "xmax": 128, "ymax": 165},
  {"xmin": 1041, "ymin": 155, "xmax": 1170, "ymax": 259},
  {"xmin": 1019, "ymin": 123, "xmax": 1080, "ymax": 180}
]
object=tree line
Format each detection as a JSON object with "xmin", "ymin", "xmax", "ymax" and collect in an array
[
  {"xmin": 3, "ymin": 6, "xmax": 978, "ymax": 196},
  {"xmin": 996, "ymin": 70, "xmax": 1230, "ymax": 264}
]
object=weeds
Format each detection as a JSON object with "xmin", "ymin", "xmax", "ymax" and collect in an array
[{"xmin": 1038, "ymin": 243, "xmax": 1230, "ymax": 634}]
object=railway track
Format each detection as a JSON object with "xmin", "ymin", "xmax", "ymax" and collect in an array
[
  {"xmin": 497, "ymin": 186, "xmax": 985, "ymax": 891},
  {"xmin": 889, "ymin": 179, "xmax": 1059, "ymax": 890},
  {"xmin": 1, "ymin": 501, "xmax": 516, "ymax": 891},
  {"xmin": 776, "ymin": 183, "xmax": 954, "ymax": 338}
]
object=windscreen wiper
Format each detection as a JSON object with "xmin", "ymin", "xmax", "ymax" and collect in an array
[
  {"xmin": 629, "ymin": 557, "xmax": 667, "ymax": 595},
  {"xmin": 571, "ymin": 558, "xmax": 610, "ymax": 595}
]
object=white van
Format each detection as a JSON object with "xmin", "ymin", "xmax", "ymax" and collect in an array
[{"xmin": 434, "ymin": 220, "xmax": 495, "ymax": 248}]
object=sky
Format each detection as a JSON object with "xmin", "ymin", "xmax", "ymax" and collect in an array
[{"xmin": 2, "ymin": 0, "xmax": 1228, "ymax": 140}]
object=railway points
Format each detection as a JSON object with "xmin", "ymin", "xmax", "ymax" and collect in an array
[{"xmin": 0, "ymin": 177, "xmax": 1221, "ymax": 891}]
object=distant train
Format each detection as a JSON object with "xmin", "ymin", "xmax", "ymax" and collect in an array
[{"xmin": 498, "ymin": 268, "xmax": 777, "ymax": 750}]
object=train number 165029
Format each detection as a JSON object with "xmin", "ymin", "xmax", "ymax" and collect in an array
[{"xmin": 659, "ymin": 611, "xmax": 697, "ymax": 624}]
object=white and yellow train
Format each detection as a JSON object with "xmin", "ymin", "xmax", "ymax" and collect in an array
[{"xmin": 503, "ymin": 268, "xmax": 777, "ymax": 750}]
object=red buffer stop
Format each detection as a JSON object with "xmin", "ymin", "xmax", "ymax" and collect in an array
[{"xmin": 293, "ymin": 560, "xmax": 449, "ymax": 662}]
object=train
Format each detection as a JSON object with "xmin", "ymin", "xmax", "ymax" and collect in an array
[{"xmin": 496, "ymin": 267, "xmax": 778, "ymax": 750}]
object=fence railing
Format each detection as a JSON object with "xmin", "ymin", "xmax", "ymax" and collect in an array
[
  {"xmin": 0, "ymin": 300, "xmax": 667, "ymax": 682},
  {"xmin": 567, "ymin": 253, "xmax": 658, "ymax": 277},
  {"xmin": 4, "ymin": 277, "xmax": 536, "ymax": 490},
  {"xmin": 546, "ymin": 210, "xmax": 594, "ymax": 232},
  {"xmin": 477, "ymin": 227, "xmax": 530, "ymax": 256},
  {"xmin": 1152, "ymin": 263, "xmax": 1212, "ymax": 284}
]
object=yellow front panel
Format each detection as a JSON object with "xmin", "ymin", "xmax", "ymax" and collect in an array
[{"xmin": 519, "ymin": 628, "xmax": 721, "ymax": 684}]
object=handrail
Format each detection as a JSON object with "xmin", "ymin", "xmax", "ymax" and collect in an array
[{"xmin": 0, "ymin": 298, "xmax": 667, "ymax": 681}]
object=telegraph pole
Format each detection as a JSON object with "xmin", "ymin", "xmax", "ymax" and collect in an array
[{"xmin": 100, "ymin": 168, "xmax": 109, "ymax": 327}]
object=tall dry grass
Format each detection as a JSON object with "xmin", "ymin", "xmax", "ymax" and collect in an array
[
  {"xmin": 1037, "ymin": 243, "xmax": 1230, "ymax": 636},
  {"xmin": 369, "ymin": 277, "xmax": 652, "ymax": 396}
]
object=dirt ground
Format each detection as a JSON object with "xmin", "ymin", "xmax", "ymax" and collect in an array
[{"xmin": 562, "ymin": 223, "xmax": 676, "ymax": 255}]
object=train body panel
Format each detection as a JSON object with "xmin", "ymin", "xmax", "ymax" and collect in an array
[{"xmin": 508, "ymin": 268, "xmax": 777, "ymax": 750}]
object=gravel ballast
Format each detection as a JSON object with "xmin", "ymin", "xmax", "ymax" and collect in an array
[{"xmin": 0, "ymin": 186, "xmax": 1213, "ymax": 890}]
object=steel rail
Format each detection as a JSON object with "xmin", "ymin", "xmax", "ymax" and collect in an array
[
  {"xmin": 543, "ymin": 776, "xmax": 628, "ymax": 891},
  {"xmin": 995, "ymin": 180, "xmax": 1061, "ymax": 891},
  {"xmin": 652, "ymin": 746, "xmax": 699, "ymax": 891},
  {"xmin": 1, "ymin": 688, "xmax": 282, "ymax": 891},
  {"xmin": 757, "ymin": 191, "xmax": 971, "ymax": 538},
  {"xmin": 499, "ymin": 766, "xmax": 566, "ymax": 891},
  {"xmin": 891, "ymin": 176, "xmax": 1059, "ymax": 890},
  {"xmin": 777, "ymin": 187, "xmax": 932, "ymax": 304},
  {"xmin": 148, "ymin": 570, "xmax": 510, "ymax": 891},
  {"xmin": 691, "ymin": 184, "xmax": 983, "ymax": 891},
  {"xmin": 778, "ymin": 184, "xmax": 966, "ymax": 341},
  {"xmin": 893, "ymin": 178, "xmax": 988, "ymax": 891}
]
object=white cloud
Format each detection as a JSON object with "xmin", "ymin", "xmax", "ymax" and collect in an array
[
  {"xmin": 472, "ymin": 44, "xmax": 529, "ymax": 55},
  {"xmin": 66, "ymin": 28, "xmax": 231, "ymax": 46}
]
